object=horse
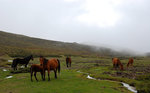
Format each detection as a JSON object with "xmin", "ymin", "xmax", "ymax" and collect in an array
[
  {"xmin": 11, "ymin": 55, "xmax": 33, "ymax": 70},
  {"xmin": 40, "ymin": 56, "xmax": 60, "ymax": 81},
  {"xmin": 30, "ymin": 64, "xmax": 44, "ymax": 82},
  {"xmin": 127, "ymin": 58, "xmax": 134, "ymax": 68},
  {"xmin": 66, "ymin": 56, "xmax": 71, "ymax": 67},
  {"xmin": 112, "ymin": 58, "xmax": 124, "ymax": 70}
]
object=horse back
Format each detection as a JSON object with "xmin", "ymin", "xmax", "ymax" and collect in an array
[
  {"xmin": 66, "ymin": 57, "xmax": 71, "ymax": 63},
  {"xmin": 129, "ymin": 58, "xmax": 134, "ymax": 63},
  {"xmin": 69, "ymin": 58, "xmax": 71, "ymax": 63},
  {"xmin": 16, "ymin": 58, "xmax": 28, "ymax": 64},
  {"xmin": 31, "ymin": 64, "xmax": 43, "ymax": 72},
  {"xmin": 47, "ymin": 58, "xmax": 59, "ymax": 69},
  {"xmin": 112, "ymin": 58, "xmax": 119, "ymax": 64}
]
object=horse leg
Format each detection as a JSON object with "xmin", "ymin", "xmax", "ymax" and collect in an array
[
  {"xmin": 66, "ymin": 62, "xmax": 68, "ymax": 67},
  {"xmin": 40, "ymin": 71, "xmax": 44, "ymax": 81},
  {"xmin": 25, "ymin": 64, "xmax": 27, "ymax": 68},
  {"xmin": 54, "ymin": 70, "xmax": 57, "ymax": 79},
  {"xmin": 14, "ymin": 63, "xmax": 17, "ymax": 70},
  {"xmin": 43, "ymin": 70, "xmax": 45, "ymax": 81},
  {"xmin": 116, "ymin": 63, "xmax": 119, "ymax": 69},
  {"xmin": 15, "ymin": 65, "xmax": 17, "ymax": 70},
  {"xmin": 114, "ymin": 64, "xmax": 117, "ymax": 70},
  {"xmin": 69, "ymin": 62, "xmax": 71, "ymax": 67},
  {"xmin": 34, "ymin": 72, "xmax": 38, "ymax": 81},
  {"xmin": 48, "ymin": 69, "xmax": 50, "ymax": 81},
  {"xmin": 131, "ymin": 62, "xmax": 133, "ymax": 67},
  {"xmin": 113, "ymin": 64, "xmax": 115, "ymax": 69},
  {"xmin": 31, "ymin": 71, "xmax": 33, "ymax": 82}
]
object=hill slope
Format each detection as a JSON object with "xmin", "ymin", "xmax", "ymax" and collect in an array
[
  {"xmin": 0, "ymin": 31, "xmax": 102, "ymax": 57},
  {"xmin": 0, "ymin": 31, "xmax": 132, "ymax": 57}
]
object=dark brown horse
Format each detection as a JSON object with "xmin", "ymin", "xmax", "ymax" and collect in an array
[
  {"xmin": 12, "ymin": 55, "xmax": 33, "ymax": 70},
  {"xmin": 112, "ymin": 58, "xmax": 124, "ymax": 70},
  {"xmin": 40, "ymin": 56, "xmax": 60, "ymax": 81},
  {"xmin": 66, "ymin": 56, "xmax": 71, "ymax": 67},
  {"xmin": 30, "ymin": 64, "xmax": 44, "ymax": 82},
  {"xmin": 127, "ymin": 58, "xmax": 134, "ymax": 68}
]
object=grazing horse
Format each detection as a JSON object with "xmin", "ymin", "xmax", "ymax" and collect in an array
[
  {"xmin": 40, "ymin": 56, "xmax": 60, "ymax": 81},
  {"xmin": 30, "ymin": 64, "xmax": 44, "ymax": 82},
  {"xmin": 112, "ymin": 58, "xmax": 124, "ymax": 70},
  {"xmin": 66, "ymin": 56, "xmax": 71, "ymax": 67},
  {"xmin": 127, "ymin": 58, "xmax": 134, "ymax": 67},
  {"xmin": 11, "ymin": 55, "xmax": 33, "ymax": 70}
]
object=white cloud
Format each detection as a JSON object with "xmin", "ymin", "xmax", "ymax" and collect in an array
[
  {"xmin": 77, "ymin": 0, "xmax": 122, "ymax": 27},
  {"xmin": 64, "ymin": 0, "xmax": 77, "ymax": 2}
]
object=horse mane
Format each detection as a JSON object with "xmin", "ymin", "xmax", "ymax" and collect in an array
[
  {"xmin": 43, "ymin": 58, "xmax": 48, "ymax": 65},
  {"xmin": 24, "ymin": 55, "xmax": 32, "ymax": 59}
]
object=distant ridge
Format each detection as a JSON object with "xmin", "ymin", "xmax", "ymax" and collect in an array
[
  {"xmin": 0, "ymin": 31, "xmax": 98, "ymax": 57},
  {"xmin": 0, "ymin": 31, "xmax": 133, "ymax": 57}
]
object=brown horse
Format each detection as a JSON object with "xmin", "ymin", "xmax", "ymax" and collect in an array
[
  {"xmin": 112, "ymin": 58, "xmax": 124, "ymax": 70},
  {"xmin": 127, "ymin": 58, "xmax": 134, "ymax": 67},
  {"xmin": 66, "ymin": 56, "xmax": 71, "ymax": 67},
  {"xmin": 30, "ymin": 64, "xmax": 44, "ymax": 82},
  {"xmin": 40, "ymin": 56, "xmax": 60, "ymax": 81}
]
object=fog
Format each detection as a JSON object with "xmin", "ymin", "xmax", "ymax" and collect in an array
[{"xmin": 0, "ymin": 0, "xmax": 150, "ymax": 54}]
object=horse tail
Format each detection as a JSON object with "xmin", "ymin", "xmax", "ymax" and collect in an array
[{"xmin": 57, "ymin": 59, "xmax": 60, "ymax": 73}]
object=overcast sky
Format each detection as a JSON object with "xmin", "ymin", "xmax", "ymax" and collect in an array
[{"xmin": 0, "ymin": 0, "xmax": 150, "ymax": 54}]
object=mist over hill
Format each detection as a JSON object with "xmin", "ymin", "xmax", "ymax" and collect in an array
[{"xmin": 0, "ymin": 31, "xmax": 137, "ymax": 57}]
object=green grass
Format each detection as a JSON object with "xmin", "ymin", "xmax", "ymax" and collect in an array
[
  {"xmin": 0, "ymin": 56, "xmax": 133, "ymax": 93},
  {"xmin": 78, "ymin": 57, "xmax": 150, "ymax": 93},
  {"xmin": 1, "ymin": 56, "xmax": 150, "ymax": 93},
  {"xmin": 0, "ymin": 69, "xmax": 131, "ymax": 93}
]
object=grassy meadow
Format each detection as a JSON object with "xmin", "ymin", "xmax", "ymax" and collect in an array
[{"xmin": 0, "ymin": 55, "xmax": 150, "ymax": 93}]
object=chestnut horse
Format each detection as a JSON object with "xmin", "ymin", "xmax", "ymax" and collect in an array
[
  {"xmin": 40, "ymin": 56, "xmax": 60, "ymax": 81},
  {"xmin": 30, "ymin": 64, "xmax": 44, "ymax": 81},
  {"xmin": 127, "ymin": 58, "xmax": 134, "ymax": 67},
  {"xmin": 66, "ymin": 56, "xmax": 71, "ymax": 67},
  {"xmin": 112, "ymin": 58, "xmax": 124, "ymax": 70}
]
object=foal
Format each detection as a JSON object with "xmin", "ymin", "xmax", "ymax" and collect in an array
[{"xmin": 30, "ymin": 64, "xmax": 44, "ymax": 81}]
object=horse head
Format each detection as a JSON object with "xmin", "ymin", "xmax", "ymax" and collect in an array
[
  {"xmin": 43, "ymin": 58, "xmax": 48, "ymax": 66},
  {"xmin": 39, "ymin": 56, "xmax": 48, "ymax": 67},
  {"xmin": 39, "ymin": 56, "xmax": 44, "ymax": 66},
  {"xmin": 30, "ymin": 55, "xmax": 34, "ymax": 60}
]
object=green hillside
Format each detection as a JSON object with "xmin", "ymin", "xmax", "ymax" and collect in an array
[
  {"xmin": 0, "ymin": 31, "xmax": 100, "ymax": 57},
  {"xmin": 0, "ymin": 31, "xmax": 131, "ymax": 57}
]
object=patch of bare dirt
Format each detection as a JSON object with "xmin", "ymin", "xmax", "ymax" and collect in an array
[{"xmin": 103, "ymin": 66, "xmax": 150, "ymax": 79}]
